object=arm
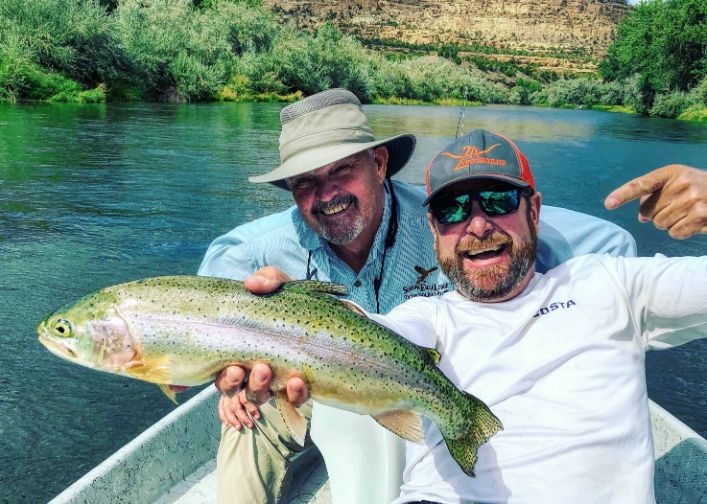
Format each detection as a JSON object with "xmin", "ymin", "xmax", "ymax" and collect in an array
[
  {"xmin": 198, "ymin": 228, "xmax": 257, "ymax": 280},
  {"xmin": 604, "ymin": 165, "xmax": 707, "ymax": 239},
  {"xmin": 615, "ymin": 255, "xmax": 707, "ymax": 349},
  {"xmin": 536, "ymin": 206, "xmax": 637, "ymax": 273}
]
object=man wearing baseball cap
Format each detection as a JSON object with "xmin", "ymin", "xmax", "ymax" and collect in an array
[
  {"xmin": 232, "ymin": 127, "xmax": 706, "ymax": 503},
  {"xmin": 362, "ymin": 128, "xmax": 707, "ymax": 503},
  {"xmin": 198, "ymin": 89, "xmax": 701, "ymax": 503}
]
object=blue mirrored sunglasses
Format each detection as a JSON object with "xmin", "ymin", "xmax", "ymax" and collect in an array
[{"xmin": 430, "ymin": 188, "xmax": 526, "ymax": 224}]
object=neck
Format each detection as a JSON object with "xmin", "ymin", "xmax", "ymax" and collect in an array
[
  {"xmin": 478, "ymin": 266, "xmax": 536, "ymax": 304},
  {"xmin": 331, "ymin": 209, "xmax": 383, "ymax": 273}
]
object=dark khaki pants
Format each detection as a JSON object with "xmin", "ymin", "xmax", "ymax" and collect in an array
[{"xmin": 216, "ymin": 399, "xmax": 313, "ymax": 504}]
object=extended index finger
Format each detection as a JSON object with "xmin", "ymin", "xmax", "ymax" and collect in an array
[{"xmin": 604, "ymin": 166, "xmax": 672, "ymax": 210}]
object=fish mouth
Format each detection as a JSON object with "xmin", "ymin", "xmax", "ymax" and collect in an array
[{"xmin": 38, "ymin": 333, "xmax": 78, "ymax": 361}]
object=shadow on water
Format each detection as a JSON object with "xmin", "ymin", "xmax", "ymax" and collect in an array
[{"xmin": 0, "ymin": 102, "xmax": 705, "ymax": 503}]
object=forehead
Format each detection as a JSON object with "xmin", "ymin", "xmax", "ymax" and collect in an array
[
  {"xmin": 288, "ymin": 150, "xmax": 371, "ymax": 182},
  {"xmin": 437, "ymin": 179, "xmax": 518, "ymax": 198}
]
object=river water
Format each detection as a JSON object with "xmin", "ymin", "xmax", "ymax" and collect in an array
[{"xmin": 0, "ymin": 102, "xmax": 705, "ymax": 503}]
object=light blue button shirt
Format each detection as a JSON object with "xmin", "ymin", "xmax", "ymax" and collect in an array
[{"xmin": 198, "ymin": 181, "xmax": 637, "ymax": 314}]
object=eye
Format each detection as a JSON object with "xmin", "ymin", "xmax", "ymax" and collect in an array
[
  {"xmin": 331, "ymin": 165, "xmax": 351, "ymax": 177},
  {"xmin": 289, "ymin": 177, "xmax": 313, "ymax": 192},
  {"xmin": 52, "ymin": 318, "xmax": 73, "ymax": 338}
]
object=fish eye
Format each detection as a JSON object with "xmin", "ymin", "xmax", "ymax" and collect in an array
[{"xmin": 52, "ymin": 319, "xmax": 73, "ymax": 338}]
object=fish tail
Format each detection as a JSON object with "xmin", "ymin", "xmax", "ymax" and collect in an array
[{"xmin": 443, "ymin": 392, "xmax": 503, "ymax": 477}]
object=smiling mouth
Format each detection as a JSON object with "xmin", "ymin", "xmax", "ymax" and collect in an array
[
  {"xmin": 462, "ymin": 243, "xmax": 509, "ymax": 260},
  {"xmin": 320, "ymin": 201, "xmax": 351, "ymax": 216}
]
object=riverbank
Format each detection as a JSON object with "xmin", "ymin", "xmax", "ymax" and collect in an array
[
  {"xmin": 6, "ymin": 89, "xmax": 706, "ymax": 123},
  {"xmin": 1, "ymin": 0, "xmax": 704, "ymax": 121}
]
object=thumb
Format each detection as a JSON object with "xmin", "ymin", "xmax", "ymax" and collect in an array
[{"xmin": 604, "ymin": 166, "xmax": 671, "ymax": 210}]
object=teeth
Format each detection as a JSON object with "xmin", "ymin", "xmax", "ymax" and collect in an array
[
  {"xmin": 322, "ymin": 203, "xmax": 349, "ymax": 216},
  {"xmin": 466, "ymin": 244, "xmax": 504, "ymax": 257}
]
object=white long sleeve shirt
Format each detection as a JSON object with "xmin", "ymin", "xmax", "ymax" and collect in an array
[{"xmin": 372, "ymin": 254, "xmax": 706, "ymax": 504}]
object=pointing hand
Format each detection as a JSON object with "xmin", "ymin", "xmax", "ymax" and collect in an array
[{"xmin": 605, "ymin": 164, "xmax": 707, "ymax": 239}]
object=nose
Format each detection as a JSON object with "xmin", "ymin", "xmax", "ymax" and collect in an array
[
  {"xmin": 311, "ymin": 179, "xmax": 341, "ymax": 203},
  {"xmin": 464, "ymin": 201, "xmax": 494, "ymax": 238}
]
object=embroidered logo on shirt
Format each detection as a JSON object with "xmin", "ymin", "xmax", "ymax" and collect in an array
[
  {"xmin": 442, "ymin": 144, "xmax": 507, "ymax": 171},
  {"xmin": 533, "ymin": 299, "xmax": 577, "ymax": 318},
  {"xmin": 414, "ymin": 265, "xmax": 439, "ymax": 285}
]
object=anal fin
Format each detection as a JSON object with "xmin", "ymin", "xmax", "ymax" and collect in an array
[
  {"xmin": 274, "ymin": 390, "xmax": 308, "ymax": 446},
  {"xmin": 373, "ymin": 410, "xmax": 424, "ymax": 443}
]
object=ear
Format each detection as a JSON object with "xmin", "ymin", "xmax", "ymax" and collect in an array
[
  {"xmin": 529, "ymin": 191, "xmax": 541, "ymax": 232},
  {"xmin": 373, "ymin": 146, "xmax": 389, "ymax": 183}
]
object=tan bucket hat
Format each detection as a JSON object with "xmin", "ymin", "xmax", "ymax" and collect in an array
[{"xmin": 249, "ymin": 88, "xmax": 416, "ymax": 189}]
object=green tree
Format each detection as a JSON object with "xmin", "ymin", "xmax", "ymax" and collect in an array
[{"xmin": 600, "ymin": 0, "xmax": 707, "ymax": 96}]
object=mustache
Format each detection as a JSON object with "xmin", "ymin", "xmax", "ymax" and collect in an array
[
  {"xmin": 312, "ymin": 194, "xmax": 357, "ymax": 215},
  {"xmin": 456, "ymin": 233, "xmax": 511, "ymax": 254}
]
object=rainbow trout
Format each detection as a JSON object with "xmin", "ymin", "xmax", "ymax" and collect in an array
[{"xmin": 38, "ymin": 276, "xmax": 502, "ymax": 475}]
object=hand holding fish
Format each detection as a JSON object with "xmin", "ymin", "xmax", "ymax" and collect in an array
[
  {"xmin": 604, "ymin": 164, "xmax": 707, "ymax": 239},
  {"xmin": 216, "ymin": 266, "xmax": 310, "ymax": 429}
]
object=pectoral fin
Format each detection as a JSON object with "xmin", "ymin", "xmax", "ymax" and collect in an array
[
  {"xmin": 373, "ymin": 410, "xmax": 424, "ymax": 443},
  {"xmin": 274, "ymin": 390, "xmax": 308, "ymax": 446},
  {"xmin": 124, "ymin": 355, "xmax": 172, "ymax": 384},
  {"xmin": 158, "ymin": 384, "xmax": 178, "ymax": 404}
]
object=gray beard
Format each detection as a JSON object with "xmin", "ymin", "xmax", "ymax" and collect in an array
[
  {"xmin": 318, "ymin": 215, "xmax": 365, "ymax": 245},
  {"xmin": 438, "ymin": 228, "xmax": 537, "ymax": 302},
  {"xmin": 312, "ymin": 194, "xmax": 366, "ymax": 246}
]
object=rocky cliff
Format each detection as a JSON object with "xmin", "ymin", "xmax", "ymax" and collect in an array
[{"xmin": 263, "ymin": 0, "xmax": 631, "ymax": 56}]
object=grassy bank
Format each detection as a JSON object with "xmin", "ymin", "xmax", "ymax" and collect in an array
[{"xmin": 0, "ymin": 0, "xmax": 704, "ymax": 122}]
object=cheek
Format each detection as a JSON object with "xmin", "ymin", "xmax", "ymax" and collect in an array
[
  {"xmin": 435, "ymin": 233, "xmax": 458, "ymax": 258},
  {"xmin": 92, "ymin": 321, "xmax": 138, "ymax": 368},
  {"xmin": 294, "ymin": 192, "xmax": 314, "ymax": 211}
]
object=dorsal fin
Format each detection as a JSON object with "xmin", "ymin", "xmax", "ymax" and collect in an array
[
  {"xmin": 373, "ymin": 410, "xmax": 425, "ymax": 443},
  {"xmin": 282, "ymin": 280, "xmax": 348, "ymax": 297}
]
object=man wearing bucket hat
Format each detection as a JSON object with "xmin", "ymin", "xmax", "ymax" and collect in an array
[
  {"xmin": 198, "ymin": 89, "xmax": 646, "ymax": 503},
  {"xmin": 227, "ymin": 128, "xmax": 706, "ymax": 504}
]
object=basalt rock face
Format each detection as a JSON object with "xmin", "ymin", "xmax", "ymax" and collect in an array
[{"xmin": 263, "ymin": 0, "xmax": 631, "ymax": 56}]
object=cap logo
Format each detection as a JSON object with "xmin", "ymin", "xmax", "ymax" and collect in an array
[{"xmin": 442, "ymin": 144, "xmax": 506, "ymax": 171}]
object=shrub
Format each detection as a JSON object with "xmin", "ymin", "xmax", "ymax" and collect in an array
[
  {"xmin": 650, "ymin": 90, "xmax": 694, "ymax": 118},
  {"xmin": 0, "ymin": 0, "xmax": 127, "ymax": 89},
  {"xmin": 368, "ymin": 56, "xmax": 508, "ymax": 104}
]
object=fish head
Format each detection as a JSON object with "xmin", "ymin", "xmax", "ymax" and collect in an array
[{"xmin": 38, "ymin": 289, "xmax": 139, "ymax": 374}]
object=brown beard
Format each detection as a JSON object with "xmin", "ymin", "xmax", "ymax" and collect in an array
[{"xmin": 437, "ymin": 222, "xmax": 537, "ymax": 302}]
